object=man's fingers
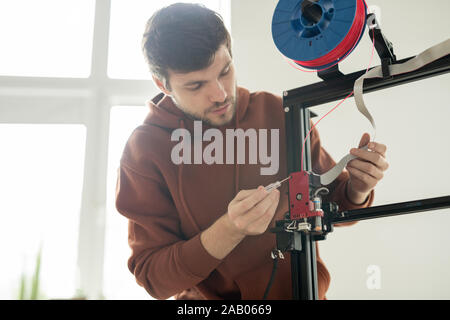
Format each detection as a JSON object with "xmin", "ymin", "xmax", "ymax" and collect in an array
[
  {"xmin": 347, "ymin": 166, "xmax": 377, "ymax": 187},
  {"xmin": 256, "ymin": 191, "xmax": 280, "ymax": 223},
  {"xmin": 247, "ymin": 192, "xmax": 280, "ymax": 234},
  {"xmin": 232, "ymin": 186, "xmax": 269, "ymax": 205},
  {"xmin": 235, "ymin": 186, "xmax": 270, "ymax": 214},
  {"xmin": 347, "ymin": 159, "xmax": 384, "ymax": 180},
  {"xmin": 368, "ymin": 142, "xmax": 387, "ymax": 157},
  {"xmin": 358, "ymin": 133, "xmax": 371, "ymax": 148},
  {"xmin": 233, "ymin": 190, "xmax": 279, "ymax": 231},
  {"xmin": 233, "ymin": 188, "xmax": 260, "ymax": 202},
  {"xmin": 252, "ymin": 189, "xmax": 279, "ymax": 219},
  {"xmin": 350, "ymin": 147, "xmax": 389, "ymax": 171}
]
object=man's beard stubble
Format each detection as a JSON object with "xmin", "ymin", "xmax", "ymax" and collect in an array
[{"xmin": 171, "ymin": 86, "xmax": 237, "ymax": 127}]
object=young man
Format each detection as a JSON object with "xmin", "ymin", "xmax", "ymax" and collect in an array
[{"xmin": 115, "ymin": 3, "xmax": 389, "ymax": 300}]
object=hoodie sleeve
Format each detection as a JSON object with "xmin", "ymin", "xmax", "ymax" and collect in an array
[
  {"xmin": 115, "ymin": 161, "xmax": 222, "ymax": 300},
  {"xmin": 309, "ymin": 122, "xmax": 374, "ymax": 227}
]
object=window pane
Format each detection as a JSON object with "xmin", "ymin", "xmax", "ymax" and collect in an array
[
  {"xmin": 108, "ymin": 0, "xmax": 226, "ymax": 80},
  {"xmin": 0, "ymin": 0, "xmax": 95, "ymax": 78},
  {"xmin": 104, "ymin": 105, "xmax": 154, "ymax": 299},
  {"xmin": 0, "ymin": 124, "xmax": 86, "ymax": 299}
]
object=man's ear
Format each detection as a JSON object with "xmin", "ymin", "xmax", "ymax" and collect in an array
[{"xmin": 152, "ymin": 75, "xmax": 171, "ymax": 96}]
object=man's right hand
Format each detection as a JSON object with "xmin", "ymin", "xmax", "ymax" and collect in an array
[
  {"xmin": 200, "ymin": 186, "xmax": 280, "ymax": 260},
  {"xmin": 226, "ymin": 186, "xmax": 280, "ymax": 237}
]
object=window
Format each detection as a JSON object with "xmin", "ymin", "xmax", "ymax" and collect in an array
[
  {"xmin": 0, "ymin": 0, "xmax": 230, "ymax": 300},
  {"xmin": 104, "ymin": 106, "xmax": 150, "ymax": 299},
  {"xmin": 108, "ymin": 0, "xmax": 227, "ymax": 80},
  {"xmin": 0, "ymin": 124, "xmax": 86, "ymax": 299},
  {"xmin": 0, "ymin": 0, "xmax": 95, "ymax": 78}
]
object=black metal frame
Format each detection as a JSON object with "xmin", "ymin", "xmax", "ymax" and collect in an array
[{"xmin": 283, "ymin": 52, "xmax": 450, "ymax": 300}]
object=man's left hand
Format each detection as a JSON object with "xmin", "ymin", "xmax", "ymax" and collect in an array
[{"xmin": 346, "ymin": 133, "xmax": 389, "ymax": 204}]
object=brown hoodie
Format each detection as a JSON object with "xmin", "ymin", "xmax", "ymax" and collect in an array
[{"xmin": 115, "ymin": 86, "xmax": 374, "ymax": 300}]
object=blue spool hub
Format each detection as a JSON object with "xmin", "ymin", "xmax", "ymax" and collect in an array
[{"xmin": 272, "ymin": 0, "xmax": 367, "ymax": 69}]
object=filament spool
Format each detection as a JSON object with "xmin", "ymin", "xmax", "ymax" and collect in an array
[{"xmin": 272, "ymin": 0, "xmax": 368, "ymax": 70}]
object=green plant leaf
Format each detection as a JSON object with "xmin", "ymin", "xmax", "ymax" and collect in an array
[
  {"xmin": 30, "ymin": 245, "xmax": 42, "ymax": 300},
  {"xmin": 18, "ymin": 272, "xmax": 27, "ymax": 300}
]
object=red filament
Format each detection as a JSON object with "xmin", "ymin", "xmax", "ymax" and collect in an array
[{"xmin": 295, "ymin": 0, "xmax": 367, "ymax": 69}]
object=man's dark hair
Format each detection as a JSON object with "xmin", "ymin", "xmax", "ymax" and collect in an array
[{"xmin": 142, "ymin": 3, "xmax": 232, "ymax": 90}]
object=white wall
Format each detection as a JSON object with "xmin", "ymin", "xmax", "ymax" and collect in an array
[{"xmin": 231, "ymin": 0, "xmax": 450, "ymax": 299}]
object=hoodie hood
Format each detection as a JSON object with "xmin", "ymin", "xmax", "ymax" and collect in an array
[{"xmin": 142, "ymin": 87, "xmax": 250, "ymax": 234}]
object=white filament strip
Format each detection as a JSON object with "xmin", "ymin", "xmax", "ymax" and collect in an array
[{"xmin": 319, "ymin": 38, "xmax": 450, "ymax": 186}]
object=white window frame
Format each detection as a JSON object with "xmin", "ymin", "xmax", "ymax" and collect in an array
[{"xmin": 0, "ymin": 0, "xmax": 229, "ymax": 299}]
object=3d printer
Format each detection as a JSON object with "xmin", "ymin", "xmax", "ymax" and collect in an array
[{"xmin": 266, "ymin": 0, "xmax": 450, "ymax": 300}]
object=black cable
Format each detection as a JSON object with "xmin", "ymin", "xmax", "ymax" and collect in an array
[{"xmin": 262, "ymin": 251, "xmax": 281, "ymax": 300}]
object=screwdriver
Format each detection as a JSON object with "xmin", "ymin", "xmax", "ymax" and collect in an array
[{"xmin": 264, "ymin": 176, "xmax": 291, "ymax": 192}]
